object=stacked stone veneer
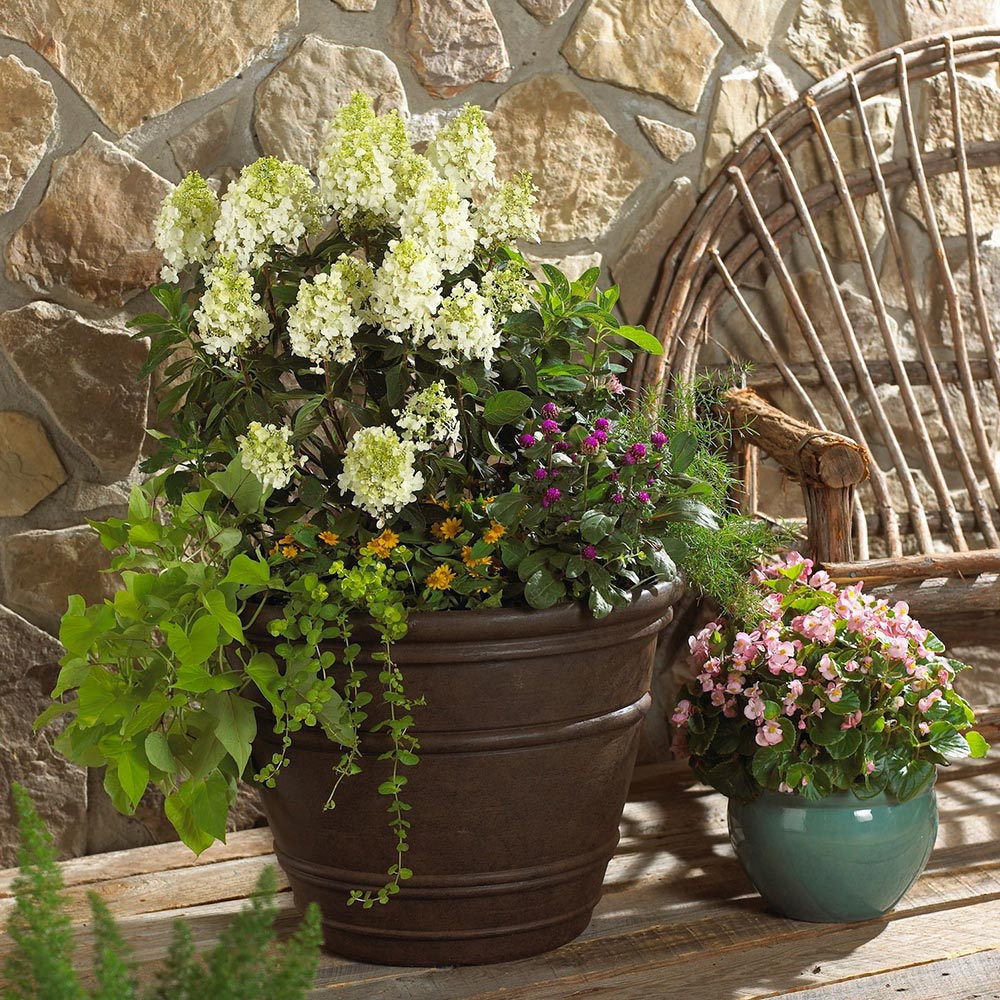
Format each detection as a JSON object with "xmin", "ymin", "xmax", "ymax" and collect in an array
[{"xmin": 0, "ymin": 0, "xmax": 996, "ymax": 861}]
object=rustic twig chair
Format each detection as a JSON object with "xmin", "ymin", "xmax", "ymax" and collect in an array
[{"xmin": 633, "ymin": 28, "xmax": 1000, "ymax": 620}]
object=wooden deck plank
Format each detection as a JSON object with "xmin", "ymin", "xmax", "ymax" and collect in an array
[
  {"xmin": 761, "ymin": 950, "xmax": 1000, "ymax": 1000},
  {"xmin": 0, "ymin": 826, "xmax": 274, "ymax": 896},
  {"xmin": 2, "ymin": 759, "xmax": 998, "ymax": 998}
]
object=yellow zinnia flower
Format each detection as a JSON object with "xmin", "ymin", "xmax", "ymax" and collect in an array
[
  {"xmin": 431, "ymin": 517, "xmax": 463, "ymax": 540},
  {"xmin": 368, "ymin": 528, "xmax": 400, "ymax": 558},
  {"xmin": 425, "ymin": 564, "xmax": 457, "ymax": 590},
  {"xmin": 483, "ymin": 521, "xmax": 505, "ymax": 544},
  {"xmin": 318, "ymin": 530, "xmax": 340, "ymax": 546}
]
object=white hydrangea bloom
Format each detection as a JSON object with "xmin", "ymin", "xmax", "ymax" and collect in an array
[
  {"xmin": 317, "ymin": 92, "xmax": 424, "ymax": 225},
  {"xmin": 154, "ymin": 172, "xmax": 219, "ymax": 282},
  {"xmin": 394, "ymin": 381, "xmax": 460, "ymax": 451},
  {"xmin": 399, "ymin": 174, "xmax": 476, "ymax": 274},
  {"xmin": 476, "ymin": 171, "xmax": 541, "ymax": 250},
  {"xmin": 368, "ymin": 237, "xmax": 443, "ymax": 338},
  {"xmin": 338, "ymin": 425, "xmax": 425, "ymax": 523},
  {"xmin": 237, "ymin": 421, "xmax": 299, "ymax": 490},
  {"xmin": 425, "ymin": 104, "xmax": 496, "ymax": 198},
  {"xmin": 193, "ymin": 256, "xmax": 272, "ymax": 366},
  {"xmin": 480, "ymin": 264, "xmax": 533, "ymax": 321},
  {"xmin": 286, "ymin": 255, "xmax": 373, "ymax": 373},
  {"xmin": 424, "ymin": 279, "xmax": 499, "ymax": 369},
  {"xmin": 214, "ymin": 157, "xmax": 324, "ymax": 270}
]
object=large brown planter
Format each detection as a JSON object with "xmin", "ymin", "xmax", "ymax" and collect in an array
[{"xmin": 250, "ymin": 577, "xmax": 682, "ymax": 966}]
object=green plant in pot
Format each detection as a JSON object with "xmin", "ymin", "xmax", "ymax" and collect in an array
[
  {"xmin": 672, "ymin": 550, "xmax": 990, "ymax": 923},
  {"xmin": 41, "ymin": 92, "xmax": 768, "ymax": 966}
]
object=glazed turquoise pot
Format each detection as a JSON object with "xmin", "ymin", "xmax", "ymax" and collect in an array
[{"xmin": 728, "ymin": 783, "xmax": 938, "ymax": 922}]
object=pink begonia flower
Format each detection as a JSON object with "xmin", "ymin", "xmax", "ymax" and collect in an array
[
  {"xmin": 811, "ymin": 698, "xmax": 826, "ymax": 718},
  {"xmin": 918, "ymin": 690, "xmax": 942, "ymax": 714},
  {"xmin": 787, "ymin": 679, "xmax": 804, "ymax": 699},
  {"xmin": 725, "ymin": 673, "xmax": 745, "ymax": 695},
  {"xmin": 670, "ymin": 699, "xmax": 692, "ymax": 725},
  {"xmin": 711, "ymin": 687, "xmax": 727, "ymax": 707},
  {"xmin": 756, "ymin": 719, "xmax": 784, "ymax": 747},
  {"xmin": 732, "ymin": 631, "xmax": 759, "ymax": 658},
  {"xmin": 893, "ymin": 695, "xmax": 906, "ymax": 709},
  {"xmin": 778, "ymin": 781, "xmax": 794, "ymax": 794},
  {"xmin": 762, "ymin": 592, "xmax": 784, "ymax": 619},
  {"xmin": 844, "ymin": 659, "xmax": 859, "ymax": 673},
  {"xmin": 918, "ymin": 721, "xmax": 931, "ymax": 735},
  {"xmin": 826, "ymin": 681, "xmax": 844, "ymax": 703},
  {"xmin": 864, "ymin": 759, "xmax": 876, "ymax": 775},
  {"xmin": 885, "ymin": 636, "xmax": 910, "ymax": 661},
  {"xmin": 818, "ymin": 654, "xmax": 838, "ymax": 681},
  {"xmin": 782, "ymin": 697, "xmax": 799, "ymax": 716},
  {"xmin": 697, "ymin": 672, "xmax": 715, "ymax": 693},
  {"xmin": 937, "ymin": 667, "xmax": 952, "ymax": 688},
  {"xmin": 723, "ymin": 699, "xmax": 739, "ymax": 718},
  {"xmin": 744, "ymin": 687, "xmax": 766, "ymax": 721},
  {"xmin": 840, "ymin": 710, "xmax": 863, "ymax": 730}
]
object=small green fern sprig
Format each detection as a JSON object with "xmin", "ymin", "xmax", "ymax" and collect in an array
[{"xmin": 2, "ymin": 786, "xmax": 323, "ymax": 1000}]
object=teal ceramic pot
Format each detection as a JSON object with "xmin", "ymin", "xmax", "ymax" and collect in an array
[{"xmin": 728, "ymin": 784, "xmax": 938, "ymax": 922}]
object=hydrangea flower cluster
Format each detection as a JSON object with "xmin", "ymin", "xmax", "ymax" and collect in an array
[
  {"xmin": 399, "ymin": 174, "xmax": 476, "ymax": 273},
  {"xmin": 317, "ymin": 93, "xmax": 419, "ymax": 224},
  {"xmin": 193, "ymin": 256, "xmax": 271, "ymax": 366},
  {"xmin": 368, "ymin": 237, "xmax": 444, "ymax": 338},
  {"xmin": 214, "ymin": 158, "xmax": 323, "ymax": 269},
  {"xmin": 338, "ymin": 425, "xmax": 425, "ymax": 523},
  {"xmin": 480, "ymin": 264, "xmax": 533, "ymax": 319},
  {"xmin": 476, "ymin": 172, "xmax": 540, "ymax": 250},
  {"xmin": 237, "ymin": 421, "xmax": 299, "ymax": 490},
  {"xmin": 673, "ymin": 551, "xmax": 987, "ymax": 802},
  {"xmin": 286, "ymin": 255, "xmax": 372, "ymax": 372},
  {"xmin": 424, "ymin": 279, "xmax": 499, "ymax": 368},
  {"xmin": 394, "ymin": 381, "xmax": 460, "ymax": 451},
  {"xmin": 154, "ymin": 172, "xmax": 219, "ymax": 282},
  {"xmin": 424, "ymin": 104, "xmax": 496, "ymax": 198}
]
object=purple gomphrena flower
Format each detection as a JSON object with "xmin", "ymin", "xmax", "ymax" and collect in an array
[
  {"xmin": 519, "ymin": 433, "xmax": 536, "ymax": 448},
  {"xmin": 629, "ymin": 442, "xmax": 647, "ymax": 461},
  {"xmin": 541, "ymin": 419, "xmax": 560, "ymax": 437},
  {"xmin": 594, "ymin": 417, "xmax": 610, "ymax": 431},
  {"xmin": 592, "ymin": 429, "xmax": 608, "ymax": 444},
  {"xmin": 554, "ymin": 441, "xmax": 572, "ymax": 453},
  {"xmin": 609, "ymin": 470, "xmax": 620, "ymax": 481},
  {"xmin": 638, "ymin": 491, "xmax": 651, "ymax": 503},
  {"xmin": 582, "ymin": 544, "xmax": 598, "ymax": 560},
  {"xmin": 651, "ymin": 431, "xmax": 667, "ymax": 449},
  {"xmin": 541, "ymin": 486, "xmax": 562, "ymax": 508},
  {"xmin": 541, "ymin": 402, "xmax": 560, "ymax": 418},
  {"xmin": 612, "ymin": 492, "xmax": 625, "ymax": 504},
  {"xmin": 581, "ymin": 435, "xmax": 601, "ymax": 455},
  {"xmin": 647, "ymin": 475, "xmax": 656, "ymax": 485},
  {"xmin": 623, "ymin": 452, "xmax": 637, "ymax": 466},
  {"xmin": 534, "ymin": 467, "xmax": 548, "ymax": 480}
]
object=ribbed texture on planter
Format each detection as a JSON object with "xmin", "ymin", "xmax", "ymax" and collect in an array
[{"xmin": 251, "ymin": 577, "xmax": 683, "ymax": 965}]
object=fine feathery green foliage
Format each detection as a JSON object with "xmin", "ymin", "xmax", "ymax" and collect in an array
[{"xmin": 2, "ymin": 786, "xmax": 323, "ymax": 1000}]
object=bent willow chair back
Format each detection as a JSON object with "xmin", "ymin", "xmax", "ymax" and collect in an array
[{"xmin": 633, "ymin": 29, "xmax": 1000, "ymax": 606}]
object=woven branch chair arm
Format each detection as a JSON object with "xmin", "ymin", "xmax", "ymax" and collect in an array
[{"xmin": 722, "ymin": 388, "xmax": 870, "ymax": 489}]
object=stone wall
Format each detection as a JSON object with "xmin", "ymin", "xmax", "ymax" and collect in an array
[{"xmin": 0, "ymin": 0, "xmax": 995, "ymax": 861}]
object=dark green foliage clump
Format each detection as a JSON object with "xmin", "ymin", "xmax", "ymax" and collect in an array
[{"xmin": 2, "ymin": 786, "xmax": 323, "ymax": 1000}]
